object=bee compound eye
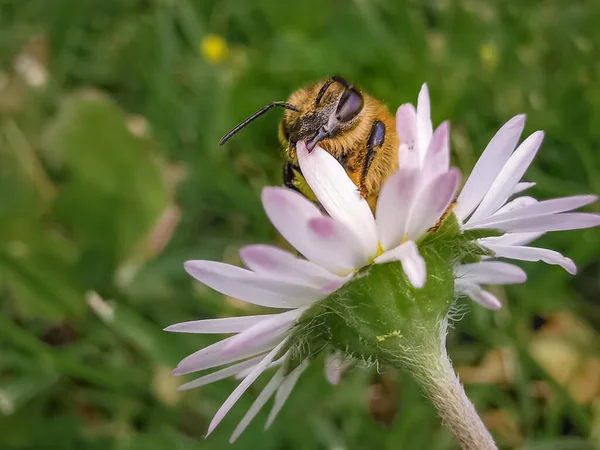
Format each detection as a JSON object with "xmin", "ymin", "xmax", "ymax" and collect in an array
[{"xmin": 335, "ymin": 88, "xmax": 364, "ymax": 122}]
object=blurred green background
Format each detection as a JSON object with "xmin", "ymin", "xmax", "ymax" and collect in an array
[{"xmin": 1, "ymin": 0, "xmax": 600, "ymax": 449}]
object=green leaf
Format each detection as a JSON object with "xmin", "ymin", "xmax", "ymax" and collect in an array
[
  {"xmin": 0, "ymin": 372, "xmax": 59, "ymax": 415},
  {"xmin": 0, "ymin": 226, "xmax": 83, "ymax": 319},
  {"xmin": 45, "ymin": 93, "xmax": 168, "ymax": 270}
]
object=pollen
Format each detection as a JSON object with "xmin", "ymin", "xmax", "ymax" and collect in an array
[
  {"xmin": 376, "ymin": 330, "xmax": 402, "ymax": 342},
  {"xmin": 200, "ymin": 34, "xmax": 229, "ymax": 64}
]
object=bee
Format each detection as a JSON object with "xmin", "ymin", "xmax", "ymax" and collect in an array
[{"xmin": 219, "ymin": 76, "xmax": 399, "ymax": 209}]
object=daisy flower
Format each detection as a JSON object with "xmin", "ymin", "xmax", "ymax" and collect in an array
[
  {"xmin": 165, "ymin": 84, "xmax": 600, "ymax": 443},
  {"xmin": 165, "ymin": 135, "xmax": 456, "ymax": 439}
]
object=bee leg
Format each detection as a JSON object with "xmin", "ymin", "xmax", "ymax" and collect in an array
[
  {"xmin": 359, "ymin": 120, "xmax": 386, "ymax": 197},
  {"xmin": 283, "ymin": 161, "xmax": 320, "ymax": 204},
  {"xmin": 283, "ymin": 161, "xmax": 301, "ymax": 193}
]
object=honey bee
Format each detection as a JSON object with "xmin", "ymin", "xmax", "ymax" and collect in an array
[{"xmin": 219, "ymin": 76, "xmax": 399, "ymax": 209}]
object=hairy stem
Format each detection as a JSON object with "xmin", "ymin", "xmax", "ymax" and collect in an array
[{"xmin": 405, "ymin": 321, "xmax": 497, "ymax": 450}]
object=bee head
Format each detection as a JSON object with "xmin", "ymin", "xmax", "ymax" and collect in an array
[
  {"xmin": 219, "ymin": 76, "xmax": 364, "ymax": 154},
  {"xmin": 284, "ymin": 76, "xmax": 365, "ymax": 152}
]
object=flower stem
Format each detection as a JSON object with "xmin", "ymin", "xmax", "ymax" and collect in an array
[{"xmin": 405, "ymin": 321, "xmax": 497, "ymax": 450}]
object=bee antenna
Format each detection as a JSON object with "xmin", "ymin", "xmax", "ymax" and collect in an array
[{"xmin": 219, "ymin": 102, "xmax": 299, "ymax": 145}]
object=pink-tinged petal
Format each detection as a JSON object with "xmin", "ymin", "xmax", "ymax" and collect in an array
[
  {"xmin": 224, "ymin": 309, "xmax": 303, "ymax": 353},
  {"xmin": 240, "ymin": 244, "xmax": 341, "ymax": 288},
  {"xmin": 172, "ymin": 332, "xmax": 282, "ymax": 376},
  {"xmin": 320, "ymin": 273, "xmax": 353, "ymax": 295},
  {"xmin": 306, "ymin": 216, "xmax": 370, "ymax": 273},
  {"xmin": 512, "ymin": 181, "xmax": 536, "ymax": 195},
  {"xmin": 405, "ymin": 168, "xmax": 461, "ymax": 241},
  {"xmin": 325, "ymin": 351, "xmax": 352, "ymax": 385},
  {"xmin": 263, "ymin": 187, "xmax": 351, "ymax": 270},
  {"xmin": 375, "ymin": 168, "xmax": 420, "ymax": 250},
  {"xmin": 466, "ymin": 195, "xmax": 598, "ymax": 229},
  {"xmin": 375, "ymin": 241, "xmax": 426, "ymax": 288},
  {"xmin": 206, "ymin": 338, "xmax": 289, "ymax": 437},
  {"xmin": 422, "ymin": 121, "xmax": 450, "ymax": 179},
  {"xmin": 468, "ymin": 131, "xmax": 544, "ymax": 223},
  {"xmin": 164, "ymin": 314, "xmax": 278, "ymax": 334},
  {"xmin": 479, "ymin": 232, "xmax": 544, "ymax": 247},
  {"xmin": 416, "ymin": 83, "xmax": 433, "ymax": 164},
  {"xmin": 297, "ymin": 142, "xmax": 378, "ymax": 257},
  {"xmin": 396, "ymin": 103, "xmax": 419, "ymax": 169},
  {"xmin": 468, "ymin": 212, "xmax": 600, "ymax": 233},
  {"xmin": 482, "ymin": 243, "xmax": 577, "ymax": 274},
  {"xmin": 455, "ymin": 261, "xmax": 527, "ymax": 285},
  {"xmin": 177, "ymin": 355, "xmax": 265, "ymax": 391},
  {"xmin": 458, "ymin": 284, "xmax": 503, "ymax": 310},
  {"xmin": 265, "ymin": 360, "xmax": 309, "ymax": 429},
  {"xmin": 230, "ymin": 368, "xmax": 285, "ymax": 443},
  {"xmin": 184, "ymin": 260, "xmax": 322, "ymax": 309},
  {"xmin": 455, "ymin": 115, "xmax": 526, "ymax": 220}
]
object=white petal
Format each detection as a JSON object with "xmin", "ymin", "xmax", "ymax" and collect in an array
[
  {"xmin": 458, "ymin": 284, "xmax": 503, "ymax": 310},
  {"xmin": 375, "ymin": 240, "xmax": 426, "ymax": 288},
  {"xmin": 164, "ymin": 315, "xmax": 279, "ymax": 334},
  {"xmin": 422, "ymin": 121, "xmax": 450, "ymax": 179},
  {"xmin": 184, "ymin": 260, "xmax": 322, "ymax": 309},
  {"xmin": 206, "ymin": 338, "xmax": 289, "ymax": 436},
  {"xmin": 172, "ymin": 328, "xmax": 285, "ymax": 376},
  {"xmin": 234, "ymin": 357, "xmax": 285, "ymax": 380},
  {"xmin": 466, "ymin": 195, "xmax": 597, "ymax": 229},
  {"xmin": 297, "ymin": 142, "xmax": 378, "ymax": 257},
  {"xmin": 482, "ymin": 243, "xmax": 577, "ymax": 274},
  {"xmin": 479, "ymin": 232, "xmax": 544, "ymax": 247},
  {"xmin": 468, "ymin": 212, "xmax": 600, "ymax": 233},
  {"xmin": 468, "ymin": 131, "xmax": 544, "ymax": 223},
  {"xmin": 455, "ymin": 115, "xmax": 526, "ymax": 220},
  {"xmin": 263, "ymin": 187, "xmax": 354, "ymax": 272},
  {"xmin": 375, "ymin": 168, "xmax": 420, "ymax": 250},
  {"xmin": 240, "ymin": 244, "xmax": 341, "ymax": 288},
  {"xmin": 265, "ymin": 360, "xmax": 309, "ymax": 429},
  {"xmin": 230, "ymin": 368, "xmax": 285, "ymax": 443},
  {"xmin": 224, "ymin": 309, "xmax": 303, "ymax": 353},
  {"xmin": 455, "ymin": 261, "xmax": 527, "ymax": 285},
  {"xmin": 405, "ymin": 168, "xmax": 461, "ymax": 241},
  {"xmin": 304, "ymin": 216, "xmax": 369, "ymax": 273},
  {"xmin": 492, "ymin": 196, "xmax": 538, "ymax": 216},
  {"xmin": 396, "ymin": 103, "xmax": 419, "ymax": 169},
  {"xmin": 325, "ymin": 351, "xmax": 352, "ymax": 385},
  {"xmin": 177, "ymin": 355, "xmax": 265, "ymax": 391},
  {"xmin": 512, "ymin": 182, "xmax": 536, "ymax": 195},
  {"xmin": 416, "ymin": 83, "xmax": 433, "ymax": 164}
]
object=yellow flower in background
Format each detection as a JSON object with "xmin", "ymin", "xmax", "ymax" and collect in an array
[
  {"xmin": 480, "ymin": 42, "xmax": 499, "ymax": 70},
  {"xmin": 200, "ymin": 34, "xmax": 229, "ymax": 64}
]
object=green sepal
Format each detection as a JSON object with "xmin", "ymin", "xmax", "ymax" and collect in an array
[
  {"xmin": 281, "ymin": 213, "xmax": 501, "ymax": 371},
  {"xmin": 461, "ymin": 228, "xmax": 504, "ymax": 241},
  {"xmin": 287, "ymin": 246, "xmax": 454, "ymax": 369}
]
